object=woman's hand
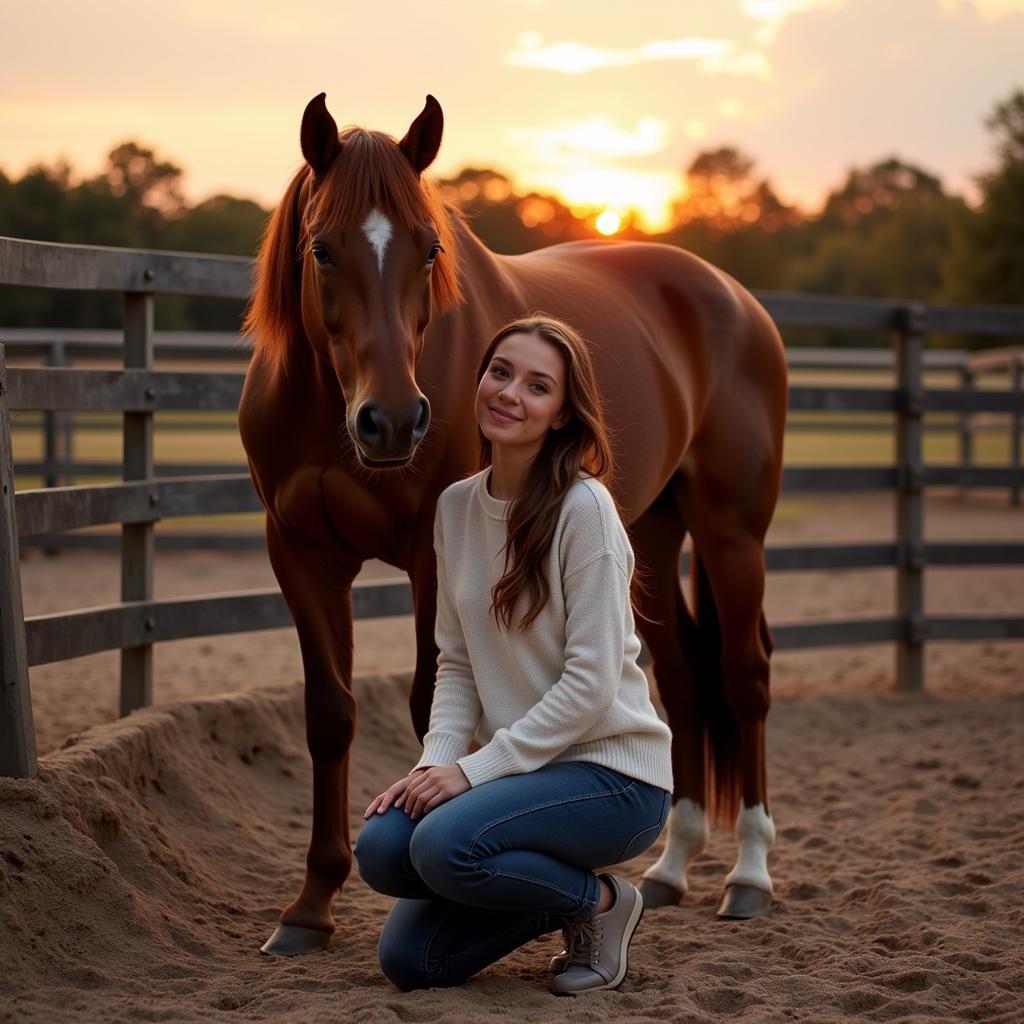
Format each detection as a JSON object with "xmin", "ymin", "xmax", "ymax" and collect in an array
[
  {"xmin": 401, "ymin": 765, "xmax": 471, "ymax": 820},
  {"xmin": 364, "ymin": 769, "xmax": 426, "ymax": 819}
]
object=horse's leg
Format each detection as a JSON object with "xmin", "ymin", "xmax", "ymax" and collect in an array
[
  {"xmin": 685, "ymin": 487, "xmax": 776, "ymax": 920},
  {"xmin": 260, "ymin": 517, "xmax": 363, "ymax": 955},
  {"xmin": 629, "ymin": 481, "xmax": 709, "ymax": 908}
]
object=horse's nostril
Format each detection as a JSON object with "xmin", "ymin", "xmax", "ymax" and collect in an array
[
  {"xmin": 412, "ymin": 397, "xmax": 430, "ymax": 440},
  {"xmin": 354, "ymin": 398, "xmax": 427, "ymax": 456},
  {"xmin": 356, "ymin": 402, "xmax": 385, "ymax": 445}
]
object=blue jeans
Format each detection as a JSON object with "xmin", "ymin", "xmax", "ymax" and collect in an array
[{"xmin": 353, "ymin": 761, "xmax": 669, "ymax": 990}]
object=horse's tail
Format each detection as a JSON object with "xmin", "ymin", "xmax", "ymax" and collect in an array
[{"xmin": 690, "ymin": 547, "xmax": 741, "ymax": 829}]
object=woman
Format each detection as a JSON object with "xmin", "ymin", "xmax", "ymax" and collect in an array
[{"xmin": 354, "ymin": 315, "xmax": 673, "ymax": 995}]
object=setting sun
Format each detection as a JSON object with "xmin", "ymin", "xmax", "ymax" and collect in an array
[
  {"xmin": 528, "ymin": 165, "xmax": 682, "ymax": 233},
  {"xmin": 595, "ymin": 210, "xmax": 622, "ymax": 236}
]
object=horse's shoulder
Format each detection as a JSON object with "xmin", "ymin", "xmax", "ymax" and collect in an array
[{"xmin": 519, "ymin": 237, "xmax": 725, "ymax": 291}]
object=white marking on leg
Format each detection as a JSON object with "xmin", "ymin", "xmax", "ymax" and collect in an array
[
  {"xmin": 724, "ymin": 801, "xmax": 775, "ymax": 893},
  {"xmin": 641, "ymin": 797, "xmax": 707, "ymax": 894},
  {"xmin": 361, "ymin": 209, "xmax": 393, "ymax": 276}
]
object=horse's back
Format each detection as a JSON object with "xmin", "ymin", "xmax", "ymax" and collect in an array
[
  {"xmin": 506, "ymin": 239, "xmax": 781, "ymax": 388},
  {"xmin": 493, "ymin": 239, "xmax": 786, "ymax": 519}
]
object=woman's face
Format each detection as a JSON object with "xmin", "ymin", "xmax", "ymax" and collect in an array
[{"xmin": 475, "ymin": 331, "xmax": 570, "ymax": 453}]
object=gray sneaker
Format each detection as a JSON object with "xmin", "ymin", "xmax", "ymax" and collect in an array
[{"xmin": 549, "ymin": 874, "xmax": 644, "ymax": 995}]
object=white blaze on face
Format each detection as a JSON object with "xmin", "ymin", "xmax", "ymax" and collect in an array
[{"xmin": 362, "ymin": 209, "xmax": 394, "ymax": 276}]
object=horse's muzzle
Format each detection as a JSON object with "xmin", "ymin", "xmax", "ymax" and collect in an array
[{"xmin": 351, "ymin": 396, "xmax": 430, "ymax": 466}]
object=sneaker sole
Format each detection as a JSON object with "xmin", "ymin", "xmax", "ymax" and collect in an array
[{"xmin": 606, "ymin": 889, "xmax": 644, "ymax": 990}]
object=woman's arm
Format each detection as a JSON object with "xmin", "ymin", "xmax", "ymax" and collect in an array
[
  {"xmin": 455, "ymin": 547, "xmax": 629, "ymax": 787},
  {"xmin": 412, "ymin": 503, "xmax": 483, "ymax": 770}
]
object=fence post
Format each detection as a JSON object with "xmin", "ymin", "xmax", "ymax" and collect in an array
[
  {"xmin": 43, "ymin": 342, "xmax": 59, "ymax": 490},
  {"xmin": 1011, "ymin": 352, "xmax": 1021, "ymax": 508},
  {"xmin": 42, "ymin": 340, "xmax": 71, "ymax": 558},
  {"xmin": 120, "ymin": 293, "xmax": 155, "ymax": 715},
  {"xmin": 958, "ymin": 363, "xmax": 974, "ymax": 500},
  {"xmin": 0, "ymin": 345, "xmax": 38, "ymax": 778},
  {"xmin": 57, "ymin": 341, "xmax": 72, "ymax": 485},
  {"xmin": 895, "ymin": 304, "xmax": 926, "ymax": 692}
]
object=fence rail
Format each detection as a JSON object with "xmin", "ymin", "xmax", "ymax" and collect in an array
[
  {"xmin": 2, "ymin": 235, "xmax": 1024, "ymax": 779},
  {"xmin": 4, "ymin": 335, "xmax": 1020, "ymax": 504},
  {"xmin": 0, "ymin": 236, "xmax": 252, "ymax": 298},
  {"xmin": 14, "ymin": 474, "xmax": 261, "ymax": 536}
]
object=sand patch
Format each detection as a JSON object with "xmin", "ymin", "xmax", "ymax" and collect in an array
[{"xmin": 2, "ymin": 675, "xmax": 1022, "ymax": 1022}]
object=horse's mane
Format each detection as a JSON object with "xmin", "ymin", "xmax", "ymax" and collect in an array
[{"xmin": 244, "ymin": 127, "xmax": 463, "ymax": 373}]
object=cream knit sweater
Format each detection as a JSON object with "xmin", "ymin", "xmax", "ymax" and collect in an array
[{"xmin": 414, "ymin": 467, "xmax": 673, "ymax": 792}]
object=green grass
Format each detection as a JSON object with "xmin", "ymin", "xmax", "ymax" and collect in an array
[
  {"xmin": 9, "ymin": 401, "xmax": 1018, "ymax": 534},
  {"xmin": 784, "ymin": 427, "xmax": 1011, "ymax": 465},
  {"xmin": 11, "ymin": 416, "xmax": 1016, "ymax": 472},
  {"xmin": 12, "ymin": 406, "xmax": 1016, "ymax": 469},
  {"xmin": 11, "ymin": 415, "xmax": 247, "ymax": 466},
  {"xmin": 769, "ymin": 498, "xmax": 820, "ymax": 525}
]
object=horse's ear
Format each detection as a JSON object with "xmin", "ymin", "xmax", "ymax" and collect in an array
[
  {"xmin": 300, "ymin": 93, "xmax": 341, "ymax": 175},
  {"xmin": 399, "ymin": 95, "xmax": 443, "ymax": 174}
]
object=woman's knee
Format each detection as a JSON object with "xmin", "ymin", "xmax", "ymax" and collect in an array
[
  {"xmin": 407, "ymin": 811, "xmax": 472, "ymax": 899},
  {"xmin": 353, "ymin": 810, "xmax": 415, "ymax": 895}
]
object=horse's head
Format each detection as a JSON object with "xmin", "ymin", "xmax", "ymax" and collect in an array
[{"xmin": 247, "ymin": 94, "xmax": 461, "ymax": 469}]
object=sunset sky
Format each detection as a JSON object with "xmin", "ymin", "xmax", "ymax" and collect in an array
[{"xmin": 3, "ymin": 0, "xmax": 1023, "ymax": 231}]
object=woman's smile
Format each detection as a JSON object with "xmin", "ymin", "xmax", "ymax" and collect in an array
[{"xmin": 488, "ymin": 405, "xmax": 523, "ymax": 424}]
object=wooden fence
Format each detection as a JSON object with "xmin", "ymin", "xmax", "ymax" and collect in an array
[
  {"xmin": 3, "ymin": 332, "xmax": 1020, "ymax": 527},
  {"xmin": 2, "ymin": 235, "xmax": 1024, "ymax": 780}
]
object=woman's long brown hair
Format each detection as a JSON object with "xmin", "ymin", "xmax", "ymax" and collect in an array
[{"xmin": 477, "ymin": 315, "xmax": 618, "ymax": 631}]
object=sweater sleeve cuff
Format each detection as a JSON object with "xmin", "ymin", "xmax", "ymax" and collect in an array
[
  {"xmin": 456, "ymin": 736, "xmax": 523, "ymax": 787},
  {"xmin": 415, "ymin": 732, "xmax": 469, "ymax": 770}
]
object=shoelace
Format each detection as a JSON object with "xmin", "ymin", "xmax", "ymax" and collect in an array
[
  {"xmin": 565, "ymin": 915, "xmax": 605, "ymax": 968},
  {"xmin": 559, "ymin": 921, "xmax": 576, "ymax": 963}
]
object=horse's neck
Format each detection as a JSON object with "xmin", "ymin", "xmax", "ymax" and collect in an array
[
  {"xmin": 421, "ymin": 214, "xmax": 523, "ymax": 402},
  {"xmin": 285, "ymin": 330, "xmax": 338, "ymax": 402},
  {"xmin": 448, "ymin": 209, "xmax": 525, "ymax": 309}
]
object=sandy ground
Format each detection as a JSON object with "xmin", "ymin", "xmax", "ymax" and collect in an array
[{"xmin": 3, "ymin": 490, "xmax": 1023, "ymax": 1021}]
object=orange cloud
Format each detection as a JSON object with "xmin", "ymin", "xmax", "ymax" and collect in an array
[
  {"xmin": 743, "ymin": 0, "xmax": 844, "ymax": 21},
  {"xmin": 507, "ymin": 35, "xmax": 771, "ymax": 77},
  {"xmin": 743, "ymin": 0, "xmax": 845, "ymax": 43},
  {"xmin": 509, "ymin": 116, "xmax": 671, "ymax": 160},
  {"xmin": 937, "ymin": 0, "xmax": 1024, "ymax": 16}
]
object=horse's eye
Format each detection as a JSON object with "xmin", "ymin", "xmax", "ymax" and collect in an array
[
  {"xmin": 426, "ymin": 242, "xmax": 444, "ymax": 266},
  {"xmin": 311, "ymin": 243, "xmax": 332, "ymax": 266}
]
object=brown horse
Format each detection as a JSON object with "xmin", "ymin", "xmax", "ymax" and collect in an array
[{"xmin": 240, "ymin": 93, "xmax": 788, "ymax": 956}]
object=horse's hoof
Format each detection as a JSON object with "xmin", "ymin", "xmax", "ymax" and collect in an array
[
  {"xmin": 260, "ymin": 923, "xmax": 332, "ymax": 956},
  {"xmin": 717, "ymin": 884, "xmax": 771, "ymax": 919},
  {"xmin": 639, "ymin": 878, "xmax": 684, "ymax": 908}
]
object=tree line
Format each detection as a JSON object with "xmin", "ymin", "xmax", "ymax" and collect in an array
[{"xmin": 1, "ymin": 89, "xmax": 1021, "ymax": 346}]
